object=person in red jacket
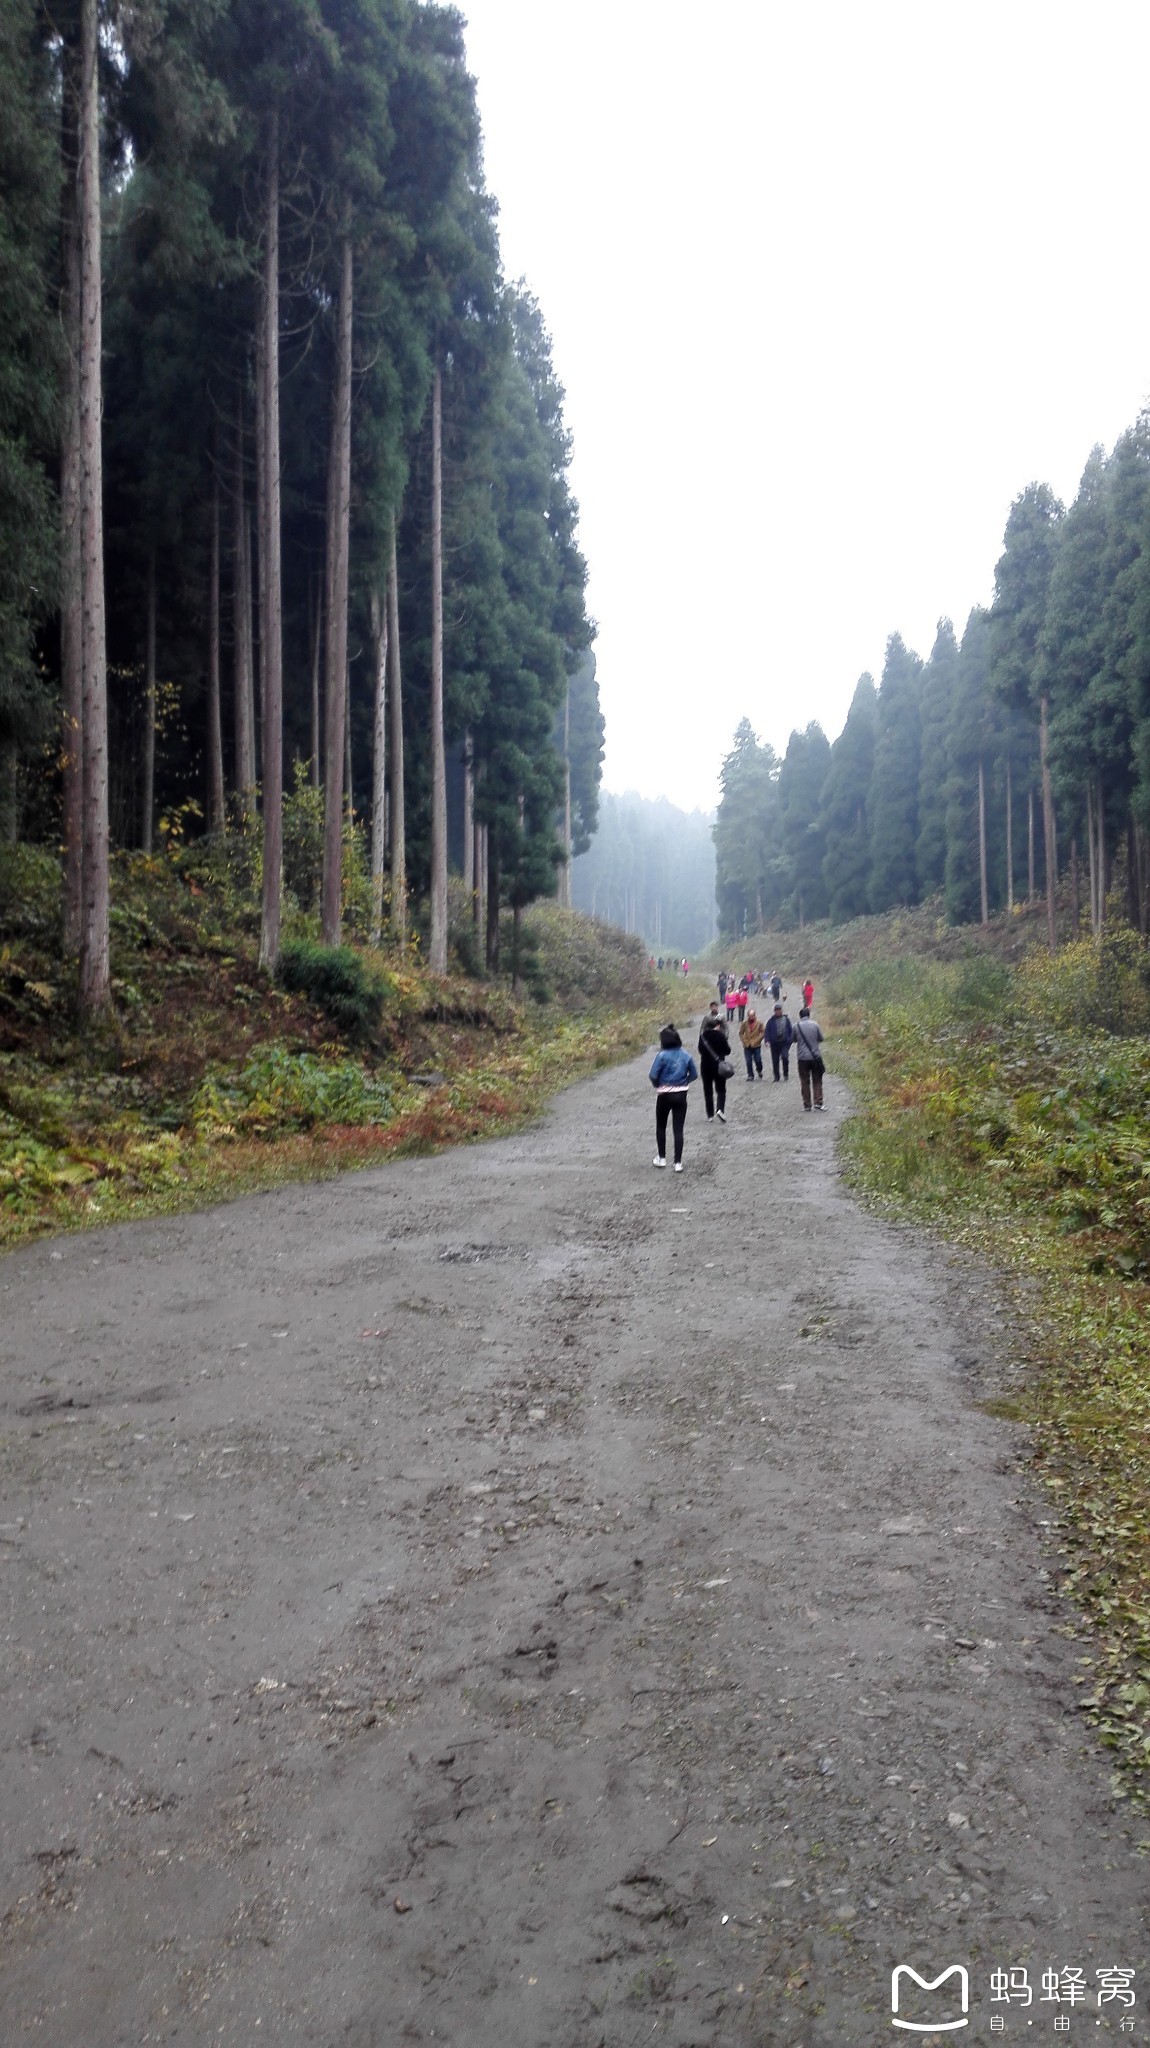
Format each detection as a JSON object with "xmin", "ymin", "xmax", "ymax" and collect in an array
[{"xmin": 802, "ymin": 978, "xmax": 814, "ymax": 1010}]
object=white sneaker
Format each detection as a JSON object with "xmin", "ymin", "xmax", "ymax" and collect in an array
[
  {"xmin": 716, "ymin": 1110, "xmax": 726, "ymax": 1123},
  {"xmin": 674, "ymin": 1161, "xmax": 684, "ymax": 1172},
  {"xmin": 653, "ymin": 1155, "xmax": 666, "ymax": 1168}
]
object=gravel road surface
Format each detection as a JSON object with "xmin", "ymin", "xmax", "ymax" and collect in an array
[{"xmin": 1, "ymin": 1037, "xmax": 1146, "ymax": 2045}]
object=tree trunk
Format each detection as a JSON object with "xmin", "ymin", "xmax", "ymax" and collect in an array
[
  {"xmin": 386, "ymin": 516, "xmax": 406, "ymax": 945},
  {"xmin": 428, "ymin": 363, "xmax": 448, "ymax": 974},
  {"xmin": 977, "ymin": 754, "xmax": 989, "ymax": 926},
  {"xmin": 258, "ymin": 110, "xmax": 283, "ymax": 973},
  {"xmin": 1070, "ymin": 837, "xmax": 1080, "ymax": 937},
  {"xmin": 557, "ymin": 680, "xmax": 572, "ymax": 908},
  {"xmin": 475, "ymin": 819, "xmax": 486, "ymax": 952},
  {"xmin": 320, "ymin": 234, "xmax": 353, "ymax": 946},
  {"xmin": 369, "ymin": 585, "xmax": 387, "ymax": 947},
  {"xmin": 1096, "ymin": 771, "xmax": 1107, "ymax": 933},
  {"xmin": 485, "ymin": 840, "xmax": 500, "ymax": 972},
  {"xmin": 512, "ymin": 901, "xmax": 522, "ymax": 994},
  {"xmin": 462, "ymin": 733, "xmax": 474, "ymax": 896},
  {"xmin": 309, "ymin": 572, "xmax": 322, "ymax": 789},
  {"xmin": 1005, "ymin": 755, "xmax": 1013, "ymax": 916},
  {"xmin": 345, "ymin": 682, "xmax": 354, "ymax": 822},
  {"xmin": 142, "ymin": 548, "xmax": 156, "ymax": 852},
  {"xmin": 60, "ymin": 34, "xmax": 83, "ymax": 953},
  {"xmin": 1039, "ymin": 694, "xmax": 1057, "ymax": 955},
  {"xmin": 1086, "ymin": 779, "xmax": 1097, "ymax": 935},
  {"xmin": 207, "ymin": 451, "xmax": 224, "ymax": 832},
  {"xmin": 1027, "ymin": 788, "xmax": 1035, "ymax": 904},
  {"xmin": 78, "ymin": 0, "xmax": 109, "ymax": 1015},
  {"xmin": 233, "ymin": 387, "xmax": 256, "ymax": 807}
]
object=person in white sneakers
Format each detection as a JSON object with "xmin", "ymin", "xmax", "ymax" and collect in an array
[{"xmin": 648, "ymin": 1024, "xmax": 698, "ymax": 1172}]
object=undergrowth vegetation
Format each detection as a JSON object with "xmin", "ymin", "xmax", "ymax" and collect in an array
[
  {"xmin": 830, "ymin": 928, "xmax": 1150, "ymax": 1808},
  {"xmin": 0, "ymin": 845, "xmax": 659, "ymax": 1246}
]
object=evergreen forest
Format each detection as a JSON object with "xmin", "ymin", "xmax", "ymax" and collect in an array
[
  {"xmin": 570, "ymin": 791, "xmax": 716, "ymax": 960},
  {"xmin": 715, "ymin": 424, "xmax": 1150, "ymax": 948},
  {"xmin": 0, "ymin": 0, "xmax": 603, "ymax": 1006}
]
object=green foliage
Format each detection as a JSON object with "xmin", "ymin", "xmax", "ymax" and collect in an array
[
  {"xmin": 0, "ymin": 842, "xmax": 61, "ymax": 941},
  {"xmin": 821, "ymin": 674, "xmax": 878, "ymax": 922},
  {"xmin": 713, "ymin": 718, "xmax": 781, "ymax": 935},
  {"xmin": 0, "ymin": 0, "xmax": 58, "ymax": 761},
  {"xmin": 282, "ymin": 762, "xmax": 324, "ymax": 912},
  {"xmin": 868, "ymin": 633, "xmax": 924, "ymax": 912},
  {"xmin": 276, "ymin": 939, "xmax": 393, "ymax": 1041},
  {"xmin": 835, "ymin": 925, "xmax": 1150, "ymax": 1806},
  {"xmin": 511, "ymin": 904, "xmax": 658, "ymax": 1007},
  {"xmin": 194, "ymin": 1045, "xmax": 394, "ymax": 1136}
]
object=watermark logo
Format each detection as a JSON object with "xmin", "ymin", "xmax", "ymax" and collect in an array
[{"xmin": 891, "ymin": 1963, "xmax": 970, "ymax": 2032}]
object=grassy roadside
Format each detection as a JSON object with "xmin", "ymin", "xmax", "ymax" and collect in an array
[
  {"xmin": 0, "ymin": 846, "xmax": 665, "ymax": 1250},
  {"xmin": 825, "ymin": 937, "xmax": 1150, "ymax": 1809}
]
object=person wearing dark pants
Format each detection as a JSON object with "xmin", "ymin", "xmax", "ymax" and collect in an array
[
  {"xmin": 739, "ymin": 1007, "xmax": 765, "ymax": 1079},
  {"xmin": 655, "ymin": 1089, "xmax": 688, "ymax": 1166},
  {"xmin": 649, "ymin": 1024, "xmax": 698, "ymax": 1171},
  {"xmin": 765, "ymin": 1004, "xmax": 793, "ymax": 1082},
  {"xmin": 794, "ymin": 1007, "xmax": 825, "ymax": 1110},
  {"xmin": 697, "ymin": 1005, "xmax": 731, "ymax": 1121}
]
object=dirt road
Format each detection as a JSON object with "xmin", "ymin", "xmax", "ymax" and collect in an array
[{"xmin": 1, "ymin": 1037, "xmax": 1146, "ymax": 2045}]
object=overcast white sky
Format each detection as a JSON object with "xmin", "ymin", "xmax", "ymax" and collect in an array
[{"xmin": 459, "ymin": 0, "xmax": 1150, "ymax": 814}]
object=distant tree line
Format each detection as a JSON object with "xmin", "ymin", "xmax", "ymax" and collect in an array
[
  {"xmin": 715, "ymin": 417, "xmax": 1150, "ymax": 947},
  {"xmin": 571, "ymin": 792, "xmax": 716, "ymax": 959},
  {"xmin": 0, "ymin": 0, "xmax": 602, "ymax": 1010}
]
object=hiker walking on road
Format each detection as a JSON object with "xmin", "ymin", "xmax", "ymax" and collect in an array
[
  {"xmin": 794, "ymin": 1005, "xmax": 826, "ymax": 1111},
  {"xmin": 739, "ymin": 1006, "xmax": 765, "ymax": 1080},
  {"xmin": 769, "ymin": 971, "xmax": 783, "ymax": 1004},
  {"xmin": 649, "ymin": 1025, "xmax": 697, "ymax": 1172},
  {"xmin": 802, "ymin": 977, "xmax": 814, "ymax": 1010},
  {"xmin": 765, "ymin": 1003, "xmax": 794, "ymax": 1081},
  {"xmin": 724, "ymin": 984, "xmax": 739, "ymax": 1030},
  {"xmin": 698, "ymin": 1003, "xmax": 731, "ymax": 1123}
]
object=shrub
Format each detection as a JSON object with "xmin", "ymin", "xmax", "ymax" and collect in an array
[
  {"xmin": 276, "ymin": 939, "xmax": 393, "ymax": 1040},
  {"xmin": 194, "ymin": 1046, "xmax": 394, "ymax": 1135},
  {"xmin": 0, "ymin": 844, "xmax": 61, "ymax": 942},
  {"xmin": 1018, "ymin": 929, "xmax": 1150, "ymax": 1038},
  {"xmin": 507, "ymin": 906, "xmax": 658, "ymax": 1007},
  {"xmin": 282, "ymin": 763, "xmax": 324, "ymax": 912}
]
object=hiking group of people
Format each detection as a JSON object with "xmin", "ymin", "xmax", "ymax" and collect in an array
[{"xmin": 647, "ymin": 972, "xmax": 826, "ymax": 1170}]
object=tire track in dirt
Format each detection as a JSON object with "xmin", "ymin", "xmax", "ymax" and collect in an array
[{"xmin": 0, "ymin": 1042, "xmax": 1146, "ymax": 2044}]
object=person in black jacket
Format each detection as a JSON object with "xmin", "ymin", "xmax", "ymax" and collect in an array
[
  {"xmin": 697, "ymin": 1003, "xmax": 730, "ymax": 1122},
  {"xmin": 764, "ymin": 1003, "xmax": 794, "ymax": 1082}
]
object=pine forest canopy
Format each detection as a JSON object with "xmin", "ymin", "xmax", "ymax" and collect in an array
[
  {"xmin": 714, "ymin": 418, "xmax": 1150, "ymax": 949},
  {"xmin": 571, "ymin": 790, "xmax": 716, "ymax": 959},
  {"xmin": 0, "ymin": 0, "xmax": 603, "ymax": 1002}
]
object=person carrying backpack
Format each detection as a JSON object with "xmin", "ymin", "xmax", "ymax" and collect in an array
[
  {"xmin": 697, "ymin": 1003, "xmax": 732, "ymax": 1122},
  {"xmin": 649, "ymin": 1025, "xmax": 698, "ymax": 1171},
  {"xmin": 794, "ymin": 1005, "xmax": 826, "ymax": 1111}
]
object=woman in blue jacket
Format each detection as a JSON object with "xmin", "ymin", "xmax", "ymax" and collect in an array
[{"xmin": 648, "ymin": 1025, "xmax": 698, "ymax": 1172}]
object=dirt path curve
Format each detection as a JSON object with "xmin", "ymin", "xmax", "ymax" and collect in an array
[{"xmin": 1, "ymin": 1036, "xmax": 1147, "ymax": 2046}]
